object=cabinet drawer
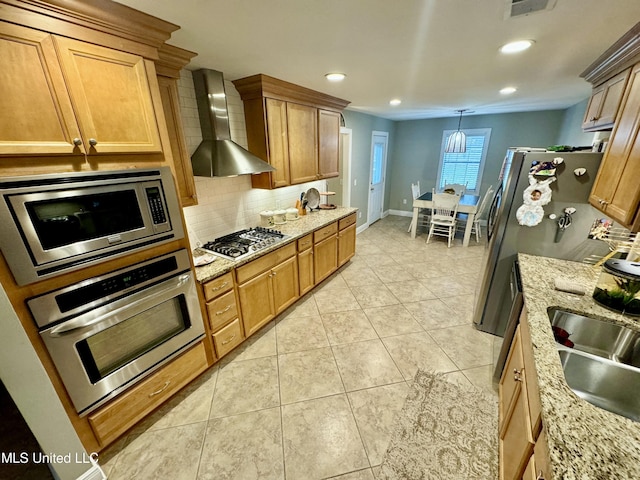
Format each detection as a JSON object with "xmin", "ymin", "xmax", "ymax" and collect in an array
[
  {"xmin": 213, "ymin": 317, "xmax": 243, "ymax": 358},
  {"xmin": 203, "ymin": 272, "xmax": 234, "ymax": 301},
  {"xmin": 297, "ymin": 234, "xmax": 313, "ymax": 251},
  {"xmin": 314, "ymin": 222, "xmax": 338, "ymax": 243},
  {"xmin": 339, "ymin": 213, "xmax": 357, "ymax": 230},
  {"xmin": 88, "ymin": 341, "xmax": 208, "ymax": 447},
  {"xmin": 206, "ymin": 290, "xmax": 238, "ymax": 331},
  {"xmin": 235, "ymin": 242, "xmax": 296, "ymax": 284}
]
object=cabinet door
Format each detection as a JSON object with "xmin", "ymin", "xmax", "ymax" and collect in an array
[
  {"xmin": 590, "ymin": 62, "xmax": 640, "ymax": 228},
  {"xmin": 238, "ymin": 270, "xmax": 275, "ymax": 337},
  {"xmin": 157, "ymin": 76, "xmax": 197, "ymax": 206},
  {"xmin": 314, "ymin": 234, "xmax": 338, "ymax": 284},
  {"xmin": 54, "ymin": 36, "xmax": 163, "ymax": 154},
  {"xmin": 582, "ymin": 69, "xmax": 630, "ymax": 131},
  {"xmin": 318, "ymin": 109, "xmax": 340, "ymax": 178},
  {"xmin": 338, "ymin": 223, "xmax": 356, "ymax": 267},
  {"xmin": 0, "ymin": 23, "xmax": 84, "ymax": 156},
  {"xmin": 298, "ymin": 248, "xmax": 315, "ymax": 295},
  {"xmin": 287, "ymin": 103, "xmax": 318, "ymax": 184},
  {"xmin": 265, "ymin": 98, "xmax": 291, "ymax": 187},
  {"xmin": 272, "ymin": 255, "xmax": 299, "ymax": 314}
]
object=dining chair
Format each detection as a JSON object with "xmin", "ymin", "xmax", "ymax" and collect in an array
[
  {"xmin": 457, "ymin": 185, "xmax": 494, "ymax": 242},
  {"xmin": 443, "ymin": 183, "xmax": 466, "ymax": 195},
  {"xmin": 407, "ymin": 181, "xmax": 429, "ymax": 233},
  {"xmin": 427, "ymin": 190, "xmax": 461, "ymax": 248}
]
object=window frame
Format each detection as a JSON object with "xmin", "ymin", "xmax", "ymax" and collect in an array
[{"xmin": 437, "ymin": 128, "xmax": 492, "ymax": 195}]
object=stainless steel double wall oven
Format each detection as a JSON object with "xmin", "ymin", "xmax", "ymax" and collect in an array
[{"xmin": 0, "ymin": 167, "xmax": 206, "ymax": 416}]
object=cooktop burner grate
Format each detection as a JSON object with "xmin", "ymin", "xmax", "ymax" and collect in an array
[{"xmin": 201, "ymin": 227, "xmax": 287, "ymax": 261}]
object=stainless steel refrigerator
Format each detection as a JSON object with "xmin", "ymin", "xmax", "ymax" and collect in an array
[{"xmin": 473, "ymin": 149, "xmax": 611, "ymax": 341}]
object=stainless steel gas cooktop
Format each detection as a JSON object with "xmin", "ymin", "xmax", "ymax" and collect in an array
[{"xmin": 200, "ymin": 227, "xmax": 287, "ymax": 261}]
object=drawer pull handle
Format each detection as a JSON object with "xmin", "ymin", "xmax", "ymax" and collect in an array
[
  {"xmin": 149, "ymin": 381, "xmax": 170, "ymax": 397},
  {"xmin": 221, "ymin": 334, "xmax": 236, "ymax": 345},
  {"xmin": 73, "ymin": 138, "xmax": 82, "ymax": 146},
  {"xmin": 536, "ymin": 471, "xmax": 545, "ymax": 480},
  {"xmin": 211, "ymin": 281, "xmax": 229, "ymax": 292},
  {"xmin": 216, "ymin": 305, "xmax": 232, "ymax": 315},
  {"xmin": 513, "ymin": 368, "xmax": 523, "ymax": 382}
]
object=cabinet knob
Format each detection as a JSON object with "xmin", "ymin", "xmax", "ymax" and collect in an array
[
  {"xmin": 536, "ymin": 471, "xmax": 545, "ymax": 480},
  {"xmin": 89, "ymin": 138, "xmax": 98, "ymax": 146},
  {"xmin": 513, "ymin": 368, "xmax": 523, "ymax": 382},
  {"xmin": 72, "ymin": 138, "xmax": 82, "ymax": 146},
  {"xmin": 589, "ymin": 116, "xmax": 598, "ymax": 122}
]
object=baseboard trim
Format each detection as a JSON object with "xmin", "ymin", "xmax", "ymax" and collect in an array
[
  {"xmin": 388, "ymin": 209, "xmax": 412, "ymax": 218},
  {"xmin": 76, "ymin": 462, "xmax": 106, "ymax": 480}
]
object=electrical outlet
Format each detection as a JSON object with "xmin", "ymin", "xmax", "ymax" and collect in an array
[
  {"xmin": 358, "ymin": 211, "xmax": 362, "ymax": 219},
  {"xmin": 353, "ymin": 179, "xmax": 357, "ymax": 186},
  {"xmin": 402, "ymin": 199, "xmax": 407, "ymax": 205}
]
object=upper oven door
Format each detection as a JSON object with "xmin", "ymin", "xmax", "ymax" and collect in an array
[{"xmin": 8, "ymin": 180, "xmax": 171, "ymax": 266}]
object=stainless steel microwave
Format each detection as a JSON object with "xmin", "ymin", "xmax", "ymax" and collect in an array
[{"xmin": 0, "ymin": 167, "xmax": 184, "ymax": 285}]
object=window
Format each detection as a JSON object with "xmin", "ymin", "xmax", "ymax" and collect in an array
[{"xmin": 437, "ymin": 128, "xmax": 491, "ymax": 194}]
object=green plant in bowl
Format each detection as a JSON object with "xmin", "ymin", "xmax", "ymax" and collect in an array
[{"xmin": 593, "ymin": 277, "xmax": 640, "ymax": 316}]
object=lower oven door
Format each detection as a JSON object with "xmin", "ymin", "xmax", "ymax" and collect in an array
[{"xmin": 38, "ymin": 265, "xmax": 205, "ymax": 416}]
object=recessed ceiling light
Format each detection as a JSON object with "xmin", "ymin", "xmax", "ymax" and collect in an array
[
  {"xmin": 389, "ymin": 99, "xmax": 402, "ymax": 106},
  {"xmin": 500, "ymin": 86, "xmax": 517, "ymax": 95},
  {"xmin": 325, "ymin": 73, "xmax": 346, "ymax": 82},
  {"xmin": 500, "ymin": 40, "xmax": 534, "ymax": 54}
]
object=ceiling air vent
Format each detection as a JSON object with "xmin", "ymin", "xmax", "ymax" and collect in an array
[{"xmin": 505, "ymin": 0, "xmax": 557, "ymax": 19}]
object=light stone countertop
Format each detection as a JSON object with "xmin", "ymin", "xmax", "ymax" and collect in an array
[
  {"xmin": 193, "ymin": 207, "xmax": 358, "ymax": 284},
  {"xmin": 517, "ymin": 253, "xmax": 640, "ymax": 480}
]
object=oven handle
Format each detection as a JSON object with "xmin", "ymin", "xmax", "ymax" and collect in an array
[{"xmin": 48, "ymin": 273, "xmax": 191, "ymax": 336}]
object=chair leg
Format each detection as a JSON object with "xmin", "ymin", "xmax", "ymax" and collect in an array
[
  {"xmin": 408, "ymin": 218, "xmax": 414, "ymax": 233},
  {"xmin": 427, "ymin": 223, "xmax": 434, "ymax": 244}
]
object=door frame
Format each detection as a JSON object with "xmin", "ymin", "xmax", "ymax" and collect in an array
[
  {"xmin": 368, "ymin": 130, "xmax": 388, "ymax": 226},
  {"xmin": 340, "ymin": 126, "xmax": 352, "ymax": 207}
]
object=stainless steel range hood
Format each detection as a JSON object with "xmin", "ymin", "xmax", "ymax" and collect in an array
[{"xmin": 191, "ymin": 69, "xmax": 275, "ymax": 177}]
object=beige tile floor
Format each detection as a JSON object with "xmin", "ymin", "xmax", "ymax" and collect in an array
[{"xmin": 100, "ymin": 215, "xmax": 500, "ymax": 480}]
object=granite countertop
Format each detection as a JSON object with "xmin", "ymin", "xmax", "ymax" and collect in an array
[
  {"xmin": 194, "ymin": 207, "xmax": 358, "ymax": 284},
  {"xmin": 517, "ymin": 253, "xmax": 640, "ymax": 480}
]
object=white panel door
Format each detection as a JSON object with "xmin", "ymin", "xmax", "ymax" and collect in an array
[{"xmin": 368, "ymin": 131, "xmax": 388, "ymax": 224}]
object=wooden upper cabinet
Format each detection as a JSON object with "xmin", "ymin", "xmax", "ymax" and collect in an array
[
  {"xmin": 266, "ymin": 98, "xmax": 291, "ymax": 187},
  {"xmin": 54, "ymin": 36, "xmax": 163, "ymax": 155},
  {"xmin": 318, "ymin": 109, "xmax": 340, "ymax": 179},
  {"xmin": 233, "ymin": 74, "xmax": 349, "ymax": 189},
  {"xmin": 0, "ymin": 23, "xmax": 84, "ymax": 156},
  {"xmin": 287, "ymin": 103, "xmax": 318, "ymax": 184},
  {"xmin": 582, "ymin": 69, "xmax": 630, "ymax": 132},
  {"xmin": 590, "ymin": 62, "xmax": 640, "ymax": 230},
  {"xmin": 157, "ymin": 76, "xmax": 197, "ymax": 206}
]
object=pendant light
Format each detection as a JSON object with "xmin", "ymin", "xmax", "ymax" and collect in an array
[{"xmin": 445, "ymin": 109, "xmax": 467, "ymax": 153}]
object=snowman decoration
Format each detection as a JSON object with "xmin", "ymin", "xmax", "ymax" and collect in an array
[{"xmin": 516, "ymin": 175, "xmax": 556, "ymax": 227}]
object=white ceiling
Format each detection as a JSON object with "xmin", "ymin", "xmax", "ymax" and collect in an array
[{"xmin": 116, "ymin": 0, "xmax": 640, "ymax": 121}]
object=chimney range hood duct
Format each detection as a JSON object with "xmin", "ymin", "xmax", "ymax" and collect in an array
[{"xmin": 191, "ymin": 69, "xmax": 275, "ymax": 177}]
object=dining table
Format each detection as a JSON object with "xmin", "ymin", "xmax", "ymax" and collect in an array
[{"xmin": 410, "ymin": 191, "xmax": 480, "ymax": 247}]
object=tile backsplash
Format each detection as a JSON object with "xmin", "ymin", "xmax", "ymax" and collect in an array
[{"xmin": 176, "ymin": 69, "xmax": 326, "ymax": 248}]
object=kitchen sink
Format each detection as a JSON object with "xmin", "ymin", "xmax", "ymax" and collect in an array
[
  {"xmin": 548, "ymin": 308, "xmax": 640, "ymax": 367},
  {"xmin": 557, "ymin": 349, "xmax": 640, "ymax": 422},
  {"xmin": 548, "ymin": 308, "xmax": 640, "ymax": 422}
]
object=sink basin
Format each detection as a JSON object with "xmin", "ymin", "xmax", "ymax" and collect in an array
[
  {"xmin": 548, "ymin": 308, "xmax": 640, "ymax": 421},
  {"xmin": 558, "ymin": 349, "xmax": 640, "ymax": 422},
  {"xmin": 548, "ymin": 308, "xmax": 640, "ymax": 367}
]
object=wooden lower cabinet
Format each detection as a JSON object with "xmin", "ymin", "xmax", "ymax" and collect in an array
[
  {"xmin": 523, "ymin": 428, "xmax": 551, "ymax": 480},
  {"xmin": 314, "ymin": 222, "xmax": 338, "ymax": 283},
  {"xmin": 499, "ymin": 309, "xmax": 544, "ymax": 480},
  {"xmin": 297, "ymin": 234, "xmax": 314, "ymax": 295},
  {"xmin": 237, "ymin": 243, "xmax": 299, "ymax": 337},
  {"xmin": 338, "ymin": 222, "xmax": 356, "ymax": 267},
  {"xmin": 212, "ymin": 318, "xmax": 244, "ymax": 358},
  {"xmin": 88, "ymin": 341, "xmax": 208, "ymax": 447}
]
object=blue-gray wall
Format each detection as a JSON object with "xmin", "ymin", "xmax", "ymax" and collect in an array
[
  {"xmin": 340, "ymin": 110, "xmax": 396, "ymax": 227},
  {"xmin": 339, "ymin": 99, "xmax": 593, "ymax": 222}
]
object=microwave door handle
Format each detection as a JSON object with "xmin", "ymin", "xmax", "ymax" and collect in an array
[{"xmin": 48, "ymin": 273, "xmax": 191, "ymax": 336}]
